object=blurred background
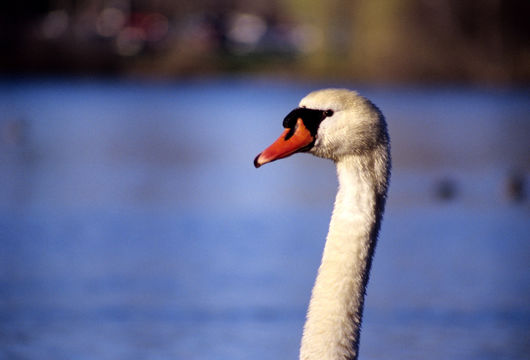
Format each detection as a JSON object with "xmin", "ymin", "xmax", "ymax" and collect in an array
[
  {"xmin": 2, "ymin": 0, "xmax": 530, "ymax": 82},
  {"xmin": 0, "ymin": 1, "xmax": 529, "ymax": 359}
]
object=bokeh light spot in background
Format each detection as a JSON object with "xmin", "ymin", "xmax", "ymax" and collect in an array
[
  {"xmin": 290, "ymin": 24, "xmax": 323, "ymax": 54},
  {"xmin": 116, "ymin": 26, "xmax": 145, "ymax": 56},
  {"xmin": 96, "ymin": 7, "xmax": 126, "ymax": 38},
  {"xmin": 41, "ymin": 10, "xmax": 69, "ymax": 39},
  {"xmin": 142, "ymin": 13, "xmax": 169, "ymax": 43},
  {"xmin": 227, "ymin": 13, "xmax": 267, "ymax": 48}
]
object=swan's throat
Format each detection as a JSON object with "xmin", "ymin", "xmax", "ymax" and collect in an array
[{"xmin": 300, "ymin": 154, "xmax": 387, "ymax": 360}]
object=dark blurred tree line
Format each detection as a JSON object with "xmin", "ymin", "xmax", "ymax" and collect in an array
[
  {"xmin": 298, "ymin": 0, "xmax": 530, "ymax": 84},
  {"xmin": 1, "ymin": 0, "xmax": 528, "ymax": 84}
]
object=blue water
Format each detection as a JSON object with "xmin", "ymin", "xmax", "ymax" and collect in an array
[{"xmin": 0, "ymin": 78, "xmax": 528, "ymax": 359}]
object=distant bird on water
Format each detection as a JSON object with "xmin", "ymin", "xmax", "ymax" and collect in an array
[{"xmin": 255, "ymin": 89, "xmax": 391, "ymax": 360}]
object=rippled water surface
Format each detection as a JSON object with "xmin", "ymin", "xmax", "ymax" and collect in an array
[{"xmin": 0, "ymin": 78, "xmax": 528, "ymax": 359}]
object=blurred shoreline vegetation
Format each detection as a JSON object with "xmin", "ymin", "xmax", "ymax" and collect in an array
[{"xmin": 1, "ymin": 0, "xmax": 529, "ymax": 85}]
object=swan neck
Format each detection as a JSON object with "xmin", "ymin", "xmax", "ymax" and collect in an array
[{"xmin": 300, "ymin": 155, "xmax": 385, "ymax": 360}]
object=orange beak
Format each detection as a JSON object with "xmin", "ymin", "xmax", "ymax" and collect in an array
[{"xmin": 254, "ymin": 118, "xmax": 314, "ymax": 168}]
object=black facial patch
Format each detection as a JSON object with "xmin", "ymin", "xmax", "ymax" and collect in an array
[{"xmin": 282, "ymin": 107, "xmax": 330, "ymax": 140}]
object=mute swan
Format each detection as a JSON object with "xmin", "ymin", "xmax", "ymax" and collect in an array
[{"xmin": 254, "ymin": 89, "xmax": 391, "ymax": 360}]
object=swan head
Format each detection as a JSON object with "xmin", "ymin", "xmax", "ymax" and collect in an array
[{"xmin": 254, "ymin": 88, "xmax": 388, "ymax": 167}]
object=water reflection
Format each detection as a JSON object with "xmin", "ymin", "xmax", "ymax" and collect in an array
[{"xmin": 0, "ymin": 78, "xmax": 528, "ymax": 360}]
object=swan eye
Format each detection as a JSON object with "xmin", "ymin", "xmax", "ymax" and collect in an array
[{"xmin": 324, "ymin": 109, "xmax": 334, "ymax": 117}]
